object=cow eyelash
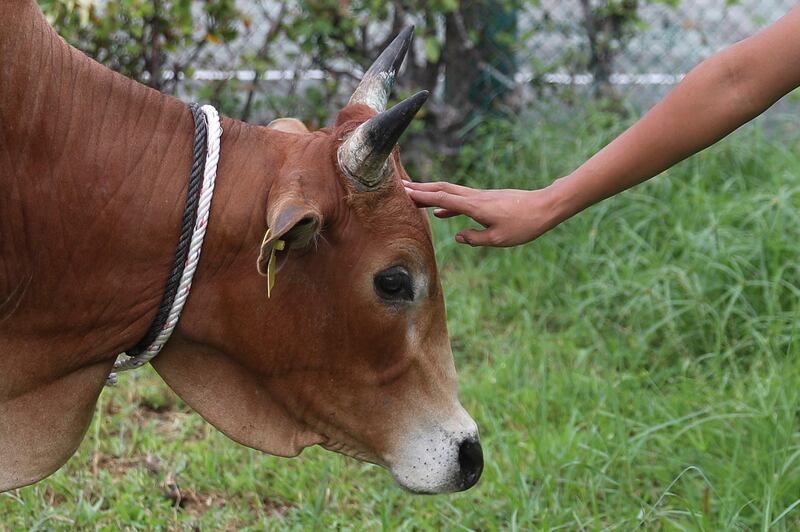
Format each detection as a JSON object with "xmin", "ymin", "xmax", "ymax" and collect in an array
[{"xmin": 374, "ymin": 266, "xmax": 414, "ymax": 303}]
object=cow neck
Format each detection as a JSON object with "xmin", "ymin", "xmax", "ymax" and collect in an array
[{"xmin": 0, "ymin": 4, "xmax": 245, "ymax": 379}]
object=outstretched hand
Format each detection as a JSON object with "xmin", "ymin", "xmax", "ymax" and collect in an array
[
  {"xmin": 403, "ymin": 180, "xmax": 564, "ymax": 247},
  {"xmin": 411, "ymin": 8, "xmax": 800, "ymax": 246}
]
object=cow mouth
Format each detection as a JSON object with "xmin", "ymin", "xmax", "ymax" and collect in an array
[
  {"xmin": 385, "ymin": 429, "xmax": 484, "ymax": 494},
  {"xmin": 318, "ymin": 427, "xmax": 483, "ymax": 494}
]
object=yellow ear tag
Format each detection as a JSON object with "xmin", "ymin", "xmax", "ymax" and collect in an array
[{"xmin": 261, "ymin": 228, "xmax": 286, "ymax": 298}]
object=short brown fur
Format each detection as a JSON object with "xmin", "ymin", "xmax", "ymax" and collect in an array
[{"xmin": 0, "ymin": 1, "xmax": 468, "ymax": 492}]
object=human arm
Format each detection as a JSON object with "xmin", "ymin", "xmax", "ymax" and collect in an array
[{"xmin": 404, "ymin": 6, "xmax": 800, "ymax": 247}]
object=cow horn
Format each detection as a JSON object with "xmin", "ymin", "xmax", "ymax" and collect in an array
[
  {"xmin": 349, "ymin": 25, "xmax": 415, "ymax": 113},
  {"xmin": 338, "ymin": 90, "xmax": 429, "ymax": 190}
]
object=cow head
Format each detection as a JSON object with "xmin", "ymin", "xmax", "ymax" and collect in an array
[{"xmin": 153, "ymin": 27, "xmax": 482, "ymax": 494}]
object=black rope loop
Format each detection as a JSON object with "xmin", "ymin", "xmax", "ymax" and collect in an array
[{"xmin": 127, "ymin": 103, "xmax": 208, "ymax": 356}]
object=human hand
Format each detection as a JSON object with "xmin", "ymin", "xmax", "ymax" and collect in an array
[{"xmin": 403, "ymin": 180, "xmax": 565, "ymax": 247}]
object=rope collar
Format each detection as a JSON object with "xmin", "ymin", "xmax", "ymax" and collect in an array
[{"xmin": 107, "ymin": 103, "xmax": 223, "ymax": 385}]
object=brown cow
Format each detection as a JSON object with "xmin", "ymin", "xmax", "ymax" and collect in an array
[{"xmin": 0, "ymin": 2, "xmax": 482, "ymax": 493}]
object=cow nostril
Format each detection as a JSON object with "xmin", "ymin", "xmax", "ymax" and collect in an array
[{"xmin": 457, "ymin": 438, "xmax": 483, "ymax": 490}]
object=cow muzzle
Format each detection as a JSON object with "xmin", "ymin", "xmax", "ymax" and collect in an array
[{"xmin": 387, "ymin": 406, "xmax": 483, "ymax": 493}]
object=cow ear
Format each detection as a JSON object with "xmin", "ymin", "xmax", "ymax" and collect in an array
[
  {"xmin": 257, "ymin": 195, "xmax": 321, "ymax": 276},
  {"xmin": 267, "ymin": 118, "xmax": 309, "ymax": 134}
]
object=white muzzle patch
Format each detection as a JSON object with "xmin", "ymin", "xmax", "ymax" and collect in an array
[{"xmin": 387, "ymin": 404, "xmax": 481, "ymax": 494}]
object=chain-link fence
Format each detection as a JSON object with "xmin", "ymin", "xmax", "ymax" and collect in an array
[
  {"xmin": 522, "ymin": 0, "xmax": 794, "ymax": 109},
  {"xmin": 50, "ymin": 1, "xmax": 797, "ymax": 126},
  {"xmin": 177, "ymin": 1, "xmax": 795, "ymax": 124}
]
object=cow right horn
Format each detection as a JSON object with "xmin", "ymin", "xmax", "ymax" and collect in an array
[
  {"xmin": 338, "ymin": 90, "xmax": 429, "ymax": 190},
  {"xmin": 349, "ymin": 26, "xmax": 415, "ymax": 113}
]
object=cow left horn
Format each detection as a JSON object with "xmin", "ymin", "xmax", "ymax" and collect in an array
[
  {"xmin": 338, "ymin": 90, "xmax": 429, "ymax": 190},
  {"xmin": 349, "ymin": 26, "xmax": 415, "ymax": 113}
]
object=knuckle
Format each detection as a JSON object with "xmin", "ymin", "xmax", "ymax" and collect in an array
[{"xmin": 464, "ymin": 198, "xmax": 481, "ymax": 216}]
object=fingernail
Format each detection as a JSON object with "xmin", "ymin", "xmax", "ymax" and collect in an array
[{"xmin": 455, "ymin": 234, "xmax": 466, "ymax": 244}]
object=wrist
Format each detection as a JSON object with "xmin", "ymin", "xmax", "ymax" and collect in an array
[{"xmin": 543, "ymin": 175, "xmax": 580, "ymax": 226}]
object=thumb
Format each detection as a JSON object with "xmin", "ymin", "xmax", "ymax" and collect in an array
[{"xmin": 456, "ymin": 228, "xmax": 498, "ymax": 247}]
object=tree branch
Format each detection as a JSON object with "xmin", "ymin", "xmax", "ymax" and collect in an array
[{"xmin": 241, "ymin": 1, "xmax": 287, "ymax": 122}]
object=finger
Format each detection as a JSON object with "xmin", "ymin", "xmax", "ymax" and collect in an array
[
  {"xmin": 456, "ymin": 228, "xmax": 501, "ymax": 247},
  {"xmin": 402, "ymin": 180, "xmax": 473, "ymax": 196},
  {"xmin": 433, "ymin": 208, "xmax": 461, "ymax": 218},
  {"xmin": 404, "ymin": 188, "xmax": 474, "ymax": 216}
]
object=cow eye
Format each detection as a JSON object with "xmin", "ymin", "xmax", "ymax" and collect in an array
[{"xmin": 374, "ymin": 266, "xmax": 414, "ymax": 302}]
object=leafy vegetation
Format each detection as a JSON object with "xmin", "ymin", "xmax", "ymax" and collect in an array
[
  {"xmin": 38, "ymin": 0, "xmax": 687, "ymax": 139},
  {"xmin": 3, "ymin": 110, "xmax": 799, "ymax": 529},
  {"xmin": 39, "ymin": 0, "xmax": 242, "ymax": 92}
]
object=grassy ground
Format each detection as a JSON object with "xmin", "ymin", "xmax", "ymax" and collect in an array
[{"xmin": 2, "ymin": 110, "xmax": 800, "ymax": 530}]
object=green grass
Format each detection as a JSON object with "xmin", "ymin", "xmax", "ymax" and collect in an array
[{"xmin": 3, "ymin": 110, "xmax": 800, "ymax": 530}]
